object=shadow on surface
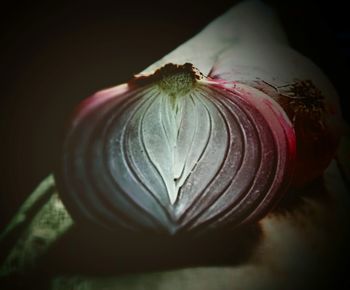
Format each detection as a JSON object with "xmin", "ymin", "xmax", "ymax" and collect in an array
[{"xmin": 0, "ymin": 223, "xmax": 262, "ymax": 290}]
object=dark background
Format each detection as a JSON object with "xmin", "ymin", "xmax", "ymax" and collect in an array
[{"xmin": 0, "ymin": 0, "xmax": 349, "ymax": 239}]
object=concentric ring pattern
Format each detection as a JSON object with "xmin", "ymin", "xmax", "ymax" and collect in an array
[{"xmin": 57, "ymin": 77, "xmax": 295, "ymax": 234}]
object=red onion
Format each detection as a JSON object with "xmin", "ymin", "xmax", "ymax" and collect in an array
[{"xmin": 56, "ymin": 63, "xmax": 296, "ymax": 234}]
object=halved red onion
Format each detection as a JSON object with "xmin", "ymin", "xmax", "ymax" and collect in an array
[{"xmin": 56, "ymin": 63, "xmax": 296, "ymax": 234}]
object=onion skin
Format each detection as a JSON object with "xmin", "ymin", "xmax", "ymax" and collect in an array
[
  {"xmin": 209, "ymin": 43, "xmax": 342, "ymax": 188},
  {"xmin": 56, "ymin": 63, "xmax": 296, "ymax": 235},
  {"xmin": 250, "ymin": 79, "xmax": 340, "ymax": 187}
]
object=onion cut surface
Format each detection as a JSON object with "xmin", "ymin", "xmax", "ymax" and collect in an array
[{"xmin": 56, "ymin": 63, "xmax": 296, "ymax": 234}]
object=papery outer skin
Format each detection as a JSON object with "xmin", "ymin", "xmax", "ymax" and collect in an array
[
  {"xmin": 210, "ymin": 43, "xmax": 343, "ymax": 187},
  {"xmin": 56, "ymin": 65, "xmax": 296, "ymax": 234},
  {"xmin": 141, "ymin": 0, "xmax": 288, "ymax": 76},
  {"xmin": 209, "ymin": 43, "xmax": 340, "ymax": 107}
]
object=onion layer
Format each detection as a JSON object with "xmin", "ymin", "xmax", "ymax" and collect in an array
[{"xmin": 56, "ymin": 63, "xmax": 296, "ymax": 234}]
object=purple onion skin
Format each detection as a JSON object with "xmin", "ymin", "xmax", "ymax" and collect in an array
[{"xmin": 55, "ymin": 63, "xmax": 296, "ymax": 235}]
